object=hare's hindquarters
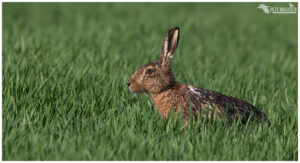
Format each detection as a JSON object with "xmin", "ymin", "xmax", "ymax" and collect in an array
[{"xmin": 185, "ymin": 85, "xmax": 271, "ymax": 126}]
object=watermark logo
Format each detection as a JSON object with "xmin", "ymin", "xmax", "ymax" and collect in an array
[{"xmin": 258, "ymin": 3, "xmax": 297, "ymax": 14}]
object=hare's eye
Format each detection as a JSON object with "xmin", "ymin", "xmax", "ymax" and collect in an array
[{"xmin": 145, "ymin": 68, "xmax": 154, "ymax": 75}]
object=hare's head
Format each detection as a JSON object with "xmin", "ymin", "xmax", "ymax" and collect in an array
[{"xmin": 127, "ymin": 27, "xmax": 180, "ymax": 94}]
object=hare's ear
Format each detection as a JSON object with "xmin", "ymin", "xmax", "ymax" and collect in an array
[{"xmin": 160, "ymin": 27, "xmax": 180, "ymax": 68}]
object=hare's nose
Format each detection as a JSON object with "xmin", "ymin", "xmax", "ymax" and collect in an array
[{"xmin": 126, "ymin": 81, "xmax": 131, "ymax": 87}]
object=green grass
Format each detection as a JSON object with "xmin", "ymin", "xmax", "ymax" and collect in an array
[{"xmin": 2, "ymin": 2, "xmax": 298, "ymax": 160}]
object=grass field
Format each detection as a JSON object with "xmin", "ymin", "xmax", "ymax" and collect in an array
[{"xmin": 2, "ymin": 3, "xmax": 298, "ymax": 160}]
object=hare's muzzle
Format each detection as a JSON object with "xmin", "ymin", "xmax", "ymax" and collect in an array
[{"xmin": 126, "ymin": 81, "xmax": 131, "ymax": 87}]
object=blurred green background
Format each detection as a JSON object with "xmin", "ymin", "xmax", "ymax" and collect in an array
[{"xmin": 2, "ymin": 3, "xmax": 297, "ymax": 160}]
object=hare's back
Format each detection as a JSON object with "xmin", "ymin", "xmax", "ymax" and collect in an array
[{"xmin": 186, "ymin": 85, "xmax": 269, "ymax": 125}]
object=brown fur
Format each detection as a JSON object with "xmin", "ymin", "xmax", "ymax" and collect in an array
[{"xmin": 127, "ymin": 27, "xmax": 270, "ymax": 126}]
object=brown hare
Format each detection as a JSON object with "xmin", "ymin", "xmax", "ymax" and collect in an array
[{"xmin": 127, "ymin": 27, "xmax": 270, "ymax": 126}]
